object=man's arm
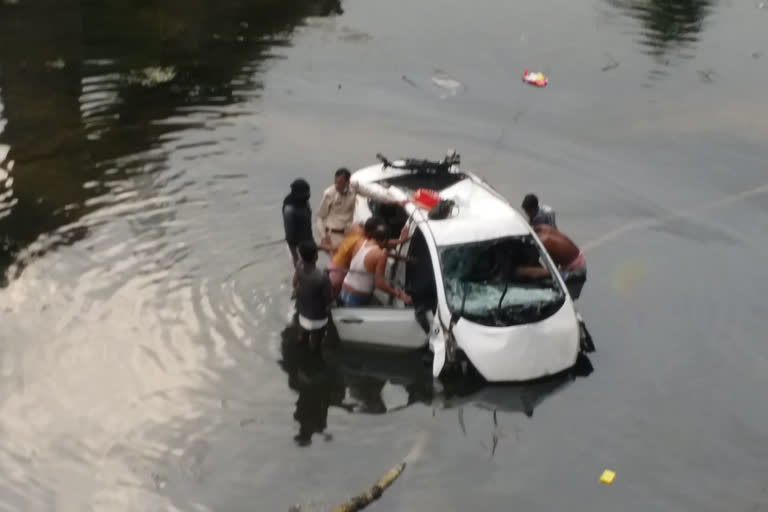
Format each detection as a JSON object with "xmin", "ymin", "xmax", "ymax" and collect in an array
[
  {"xmin": 388, "ymin": 253, "xmax": 417, "ymax": 263},
  {"xmin": 383, "ymin": 224, "xmax": 411, "ymax": 249},
  {"xmin": 282, "ymin": 205, "xmax": 295, "ymax": 244},
  {"xmin": 353, "ymin": 180, "xmax": 406, "ymax": 205},
  {"xmin": 315, "ymin": 189, "xmax": 332, "ymax": 241},
  {"xmin": 375, "ymin": 251, "xmax": 412, "ymax": 304},
  {"xmin": 515, "ymin": 265, "xmax": 551, "ymax": 279}
]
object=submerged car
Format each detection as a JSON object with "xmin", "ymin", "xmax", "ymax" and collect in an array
[{"xmin": 329, "ymin": 152, "xmax": 591, "ymax": 383}]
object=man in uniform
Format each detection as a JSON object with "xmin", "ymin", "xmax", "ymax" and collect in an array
[{"xmin": 316, "ymin": 167, "xmax": 405, "ymax": 252}]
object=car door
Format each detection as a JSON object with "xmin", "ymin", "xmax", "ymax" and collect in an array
[
  {"xmin": 332, "ymin": 216, "xmax": 426, "ymax": 349},
  {"xmin": 331, "ymin": 306, "xmax": 427, "ymax": 348}
]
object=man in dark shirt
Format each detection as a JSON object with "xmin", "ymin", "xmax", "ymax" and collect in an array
[
  {"xmin": 293, "ymin": 241, "xmax": 333, "ymax": 350},
  {"xmin": 282, "ymin": 179, "xmax": 314, "ymax": 267}
]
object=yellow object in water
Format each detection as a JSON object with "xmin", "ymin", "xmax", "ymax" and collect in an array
[
  {"xmin": 330, "ymin": 462, "xmax": 406, "ymax": 512},
  {"xmin": 599, "ymin": 469, "xmax": 616, "ymax": 485}
]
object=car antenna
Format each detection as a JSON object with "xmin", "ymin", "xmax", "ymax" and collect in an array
[{"xmin": 376, "ymin": 153, "xmax": 392, "ymax": 169}]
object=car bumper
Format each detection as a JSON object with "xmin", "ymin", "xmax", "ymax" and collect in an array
[{"xmin": 452, "ymin": 301, "xmax": 581, "ymax": 382}]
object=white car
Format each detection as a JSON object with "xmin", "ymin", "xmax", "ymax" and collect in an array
[{"xmin": 330, "ymin": 152, "xmax": 591, "ymax": 383}]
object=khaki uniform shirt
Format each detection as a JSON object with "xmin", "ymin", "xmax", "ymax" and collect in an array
[{"xmin": 315, "ymin": 181, "xmax": 398, "ymax": 240}]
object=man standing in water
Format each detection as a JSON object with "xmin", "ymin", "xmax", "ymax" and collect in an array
[
  {"xmin": 282, "ymin": 179, "xmax": 314, "ymax": 267},
  {"xmin": 293, "ymin": 241, "xmax": 333, "ymax": 350},
  {"xmin": 316, "ymin": 167, "xmax": 405, "ymax": 253},
  {"xmin": 522, "ymin": 193, "xmax": 557, "ymax": 229},
  {"xmin": 516, "ymin": 224, "xmax": 587, "ymax": 299}
]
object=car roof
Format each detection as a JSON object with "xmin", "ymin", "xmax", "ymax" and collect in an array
[{"xmin": 352, "ymin": 162, "xmax": 532, "ymax": 246}]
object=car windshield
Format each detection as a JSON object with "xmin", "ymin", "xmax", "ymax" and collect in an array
[{"xmin": 438, "ymin": 235, "xmax": 565, "ymax": 327}]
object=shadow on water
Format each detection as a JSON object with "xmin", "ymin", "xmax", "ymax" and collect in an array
[
  {"xmin": 278, "ymin": 317, "xmax": 594, "ymax": 447},
  {"xmin": 0, "ymin": 0, "xmax": 342, "ymax": 286},
  {"xmin": 605, "ymin": 0, "xmax": 714, "ymax": 80}
]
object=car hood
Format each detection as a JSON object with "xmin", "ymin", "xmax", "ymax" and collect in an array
[{"xmin": 452, "ymin": 299, "xmax": 581, "ymax": 382}]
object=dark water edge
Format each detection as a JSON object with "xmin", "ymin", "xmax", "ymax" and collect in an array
[{"xmin": 0, "ymin": 0, "xmax": 342, "ymax": 284}]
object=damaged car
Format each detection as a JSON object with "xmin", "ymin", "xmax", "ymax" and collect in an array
[{"xmin": 328, "ymin": 152, "xmax": 593, "ymax": 383}]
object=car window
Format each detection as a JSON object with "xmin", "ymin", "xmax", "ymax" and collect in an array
[
  {"xmin": 438, "ymin": 235, "xmax": 565, "ymax": 327},
  {"xmin": 406, "ymin": 228, "xmax": 438, "ymax": 312}
]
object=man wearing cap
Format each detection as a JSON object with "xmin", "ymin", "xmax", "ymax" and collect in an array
[
  {"xmin": 316, "ymin": 167, "xmax": 405, "ymax": 252},
  {"xmin": 282, "ymin": 179, "xmax": 314, "ymax": 268}
]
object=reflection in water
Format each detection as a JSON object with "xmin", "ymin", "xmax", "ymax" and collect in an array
[
  {"xmin": 0, "ymin": 0, "xmax": 342, "ymax": 285},
  {"xmin": 0, "ymin": 0, "xmax": 342, "ymax": 509},
  {"xmin": 606, "ymin": 0, "xmax": 714, "ymax": 69},
  {"xmin": 279, "ymin": 320, "xmax": 348, "ymax": 446},
  {"xmin": 279, "ymin": 317, "xmax": 594, "ymax": 446}
]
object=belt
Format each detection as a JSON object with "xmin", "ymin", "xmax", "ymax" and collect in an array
[{"xmin": 326, "ymin": 228, "xmax": 345, "ymax": 234}]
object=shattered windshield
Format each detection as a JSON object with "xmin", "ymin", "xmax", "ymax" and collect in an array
[{"xmin": 438, "ymin": 235, "xmax": 565, "ymax": 327}]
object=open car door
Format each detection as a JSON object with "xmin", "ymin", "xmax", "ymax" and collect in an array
[
  {"xmin": 331, "ymin": 216, "xmax": 427, "ymax": 350},
  {"xmin": 332, "ymin": 307, "xmax": 427, "ymax": 348}
]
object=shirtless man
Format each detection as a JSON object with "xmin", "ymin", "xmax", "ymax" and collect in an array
[
  {"xmin": 339, "ymin": 222, "xmax": 412, "ymax": 307},
  {"xmin": 516, "ymin": 224, "xmax": 587, "ymax": 299}
]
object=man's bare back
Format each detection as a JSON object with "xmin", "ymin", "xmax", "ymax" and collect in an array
[{"xmin": 533, "ymin": 225, "xmax": 580, "ymax": 268}]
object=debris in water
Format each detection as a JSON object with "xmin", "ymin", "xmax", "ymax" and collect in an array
[
  {"xmin": 240, "ymin": 21, "xmax": 249, "ymax": 28},
  {"xmin": 601, "ymin": 55, "xmax": 619, "ymax": 72},
  {"xmin": 329, "ymin": 463, "xmax": 405, "ymax": 512},
  {"xmin": 401, "ymin": 74, "xmax": 418, "ymax": 88},
  {"xmin": 697, "ymin": 69, "xmax": 716, "ymax": 83},
  {"xmin": 522, "ymin": 69, "xmax": 548, "ymax": 87},
  {"xmin": 151, "ymin": 472, "xmax": 167, "ymax": 490},
  {"xmin": 289, "ymin": 504, "xmax": 321, "ymax": 512},
  {"xmin": 753, "ymin": 51, "xmax": 763, "ymax": 59},
  {"xmin": 599, "ymin": 469, "xmax": 616, "ymax": 485},
  {"xmin": 45, "ymin": 58, "xmax": 66, "ymax": 70},
  {"xmin": 431, "ymin": 69, "xmax": 465, "ymax": 99},
  {"xmin": 338, "ymin": 26, "xmax": 373, "ymax": 43},
  {"xmin": 758, "ymin": 1, "xmax": 765, "ymax": 8},
  {"xmin": 125, "ymin": 66, "xmax": 177, "ymax": 87},
  {"xmin": 239, "ymin": 418, "xmax": 256, "ymax": 428},
  {"xmin": 293, "ymin": 432, "xmax": 424, "ymax": 511}
]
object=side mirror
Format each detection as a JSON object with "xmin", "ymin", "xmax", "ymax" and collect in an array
[{"xmin": 561, "ymin": 271, "xmax": 586, "ymax": 300}]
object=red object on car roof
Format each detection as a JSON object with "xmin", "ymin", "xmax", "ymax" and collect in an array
[{"xmin": 412, "ymin": 188, "xmax": 440, "ymax": 210}]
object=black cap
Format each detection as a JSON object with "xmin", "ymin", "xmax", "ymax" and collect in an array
[{"xmin": 290, "ymin": 179, "xmax": 310, "ymax": 198}]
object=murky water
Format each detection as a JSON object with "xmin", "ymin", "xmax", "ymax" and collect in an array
[{"xmin": 1, "ymin": 0, "xmax": 767, "ymax": 510}]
